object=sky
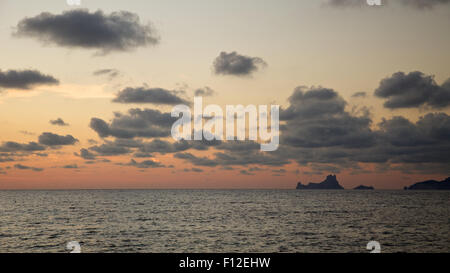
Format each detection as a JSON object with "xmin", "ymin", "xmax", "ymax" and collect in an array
[{"xmin": 0, "ymin": 0, "xmax": 449, "ymax": 189}]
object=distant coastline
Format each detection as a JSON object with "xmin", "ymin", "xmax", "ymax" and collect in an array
[
  {"xmin": 404, "ymin": 177, "xmax": 450, "ymax": 190},
  {"xmin": 295, "ymin": 175, "xmax": 450, "ymax": 190}
]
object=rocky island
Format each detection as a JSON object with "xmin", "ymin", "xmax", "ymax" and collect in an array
[
  {"xmin": 296, "ymin": 174, "xmax": 344, "ymax": 190},
  {"xmin": 404, "ymin": 177, "xmax": 450, "ymax": 190},
  {"xmin": 353, "ymin": 185, "xmax": 374, "ymax": 190}
]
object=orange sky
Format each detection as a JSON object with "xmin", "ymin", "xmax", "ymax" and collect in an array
[{"xmin": 0, "ymin": 1, "xmax": 449, "ymax": 189}]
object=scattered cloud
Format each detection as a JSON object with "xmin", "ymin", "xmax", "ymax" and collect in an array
[
  {"xmin": 19, "ymin": 130, "xmax": 35, "ymax": 136},
  {"xmin": 90, "ymin": 108, "xmax": 176, "ymax": 139},
  {"xmin": 194, "ymin": 87, "xmax": 215, "ymax": 97},
  {"xmin": 14, "ymin": 164, "xmax": 43, "ymax": 172},
  {"xmin": 0, "ymin": 141, "xmax": 46, "ymax": 152},
  {"xmin": 38, "ymin": 132, "xmax": 78, "ymax": 146},
  {"xmin": 213, "ymin": 51, "xmax": 266, "ymax": 76},
  {"xmin": 50, "ymin": 118, "xmax": 69, "ymax": 126},
  {"xmin": 401, "ymin": 0, "xmax": 450, "ymax": 9},
  {"xmin": 0, "ymin": 69, "xmax": 59, "ymax": 90},
  {"xmin": 351, "ymin": 91, "xmax": 367, "ymax": 98},
  {"xmin": 89, "ymin": 143, "xmax": 131, "ymax": 156},
  {"xmin": 123, "ymin": 158, "xmax": 164, "ymax": 168},
  {"xmin": 113, "ymin": 87, "xmax": 190, "ymax": 105},
  {"xmin": 325, "ymin": 0, "xmax": 450, "ymax": 9},
  {"xmin": 62, "ymin": 164, "xmax": 78, "ymax": 169},
  {"xmin": 374, "ymin": 71, "xmax": 450, "ymax": 109},
  {"xmin": 14, "ymin": 9, "xmax": 159, "ymax": 54},
  {"xmin": 93, "ymin": 68, "xmax": 120, "ymax": 79},
  {"xmin": 75, "ymin": 148, "xmax": 96, "ymax": 160}
]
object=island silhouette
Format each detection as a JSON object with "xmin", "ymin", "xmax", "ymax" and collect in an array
[
  {"xmin": 353, "ymin": 185, "xmax": 374, "ymax": 190},
  {"xmin": 296, "ymin": 174, "xmax": 344, "ymax": 190},
  {"xmin": 404, "ymin": 177, "xmax": 450, "ymax": 190}
]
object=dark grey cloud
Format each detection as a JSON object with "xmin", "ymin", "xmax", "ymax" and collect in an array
[
  {"xmin": 133, "ymin": 152, "xmax": 153, "ymax": 158},
  {"xmin": 93, "ymin": 69, "xmax": 120, "ymax": 79},
  {"xmin": 194, "ymin": 87, "xmax": 215, "ymax": 97},
  {"xmin": 50, "ymin": 118, "xmax": 69, "ymax": 126},
  {"xmin": 62, "ymin": 164, "xmax": 78, "ymax": 169},
  {"xmin": 182, "ymin": 167, "xmax": 204, "ymax": 173},
  {"xmin": 275, "ymin": 84, "xmax": 450, "ymax": 175},
  {"xmin": 113, "ymin": 87, "xmax": 190, "ymax": 105},
  {"xmin": 14, "ymin": 164, "xmax": 43, "ymax": 172},
  {"xmin": 90, "ymin": 108, "xmax": 176, "ymax": 138},
  {"xmin": 0, "ymin": 69, "xmax": 59, "ymax": 90},
  {"xmin": 351, "ymin": 91, "xmax": 367, "ymax": 98},
  {"xmin": 376, "ymin": 113, "xmax": 450, "ymax": 164},
  {"xmin": 240, "ymin": 170, "xmax": 255, "ymax": 176},
  {"xmin": 123, "ymin": 158, "xmax": 164, "ymax": 168},
  {"xmin": 174, "ymin": 146, "xmax": 289, "ymax": 167},
  {"xmin": 75, "ymin": 148, "xmax": 96, "ymax": 160},
  {"xmin": 15, "ymin": 9, "xmax": 159, "ymax": 54},
  {"xmin": 81, "ymin": 75, "xmax": 450, "ymax": 176},
  {"xmin": 38, "ymin": 132, "xmax": 78, "ymax": 146},
  {"xmin": 280, "ymin": 86, "xmax": 375, "ymax": 149},
  {"xmin": 374, "ymin": 71, "xmax": 450, "ymax": 109},
  {"xmin": 280, "ymin": 86, "xmax": 347, "ymax": 120},
  {"xmin": 0, "ymin": 141, "xmax": 46, "ymax": 152},
  {"xmin": 174, "ymin": 152, "xmax": 219, "ymax": 167},
  {"xmin": 213, "ymin": 51, "xmax": 267, "ymax": 76},
  {"xmin": 89, "ymin": 143, "xmax": 131, "ymax": 156}
]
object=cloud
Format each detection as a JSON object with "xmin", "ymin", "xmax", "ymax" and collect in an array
[
  {"xmin": 326, "ymin": 0, "xmax": 365, "ymax": 7},
  {"xmin": 213, "ymin": 51, "xmax": 267, "ymax": 76},
  {"xmin": 194, "ymin": 87, "xmax": 215, "ymax": 97},
  {"xmin": 0, "ymin": 69, "xmax": 59, "ymax": 90},
  {"xmin": 240, "ymin": 170, "xmax": 255, "ymax": 175},
  {"xmin": 62, "ymin": 164, "xmax": 78, "ymax": 169},
  {"xmin": 174, "ymin": 152, "xmax": 218, "ymax": 167},
  {"xmin": 401, "ymin": 0, "xmax": 450, "ymax": 9},
  {"xmin": 19, "ymin": 130, "xmax": 35, "ymax": 136},
  {"xmin": 113, "ymin": 87, "xmax": 190, "ymax": 105},
  {"xmin": 133, "ymin": 152, "xmax": 153, "ymax": 158},
  {"xmin": 374, "ymin": 71, "xmax": 450, "ymax": 109},
  {"xmin": 351, "ymin": 91, "xmax": 367, "ymax": 98},
  {"xmin": 280, "ymin": 86, "xmax": 376, "ymax": 149},
  {"xmin": 14, "ymin": 9, "xmax": 159, "ymax": 54},
  {"xmin": 123, "ymin": 158, "xmax": 164, "ymax": 168},
  {"xmin": 75, "ymin": 148, "xmax": 96, "ymax": 160},
  {"xmin": 326, "ymin": 0, "xmax": 450, "ymax": 9},
  {"xmin": 93, "ymin": 69, "xmax": 120, "ymax": 79},
  {"xmin": 0, "ymin": 141, "xmax": 46, "ymax": 152},
  {"xmin": 38, "ymin": 132, "xmax": 78, "ymax": 146},
  {"xmin": 90, "ymin": 108, "xmax": 176, "ymax": 138},
  {"xmin": 376, "ymin": 113, "xmax": 450, "ymax": 163},
  {"xmin": 280, "ymin": 86, "xmax": 347, "ymax": 120},
  {"xmin": 89, "ymin": 143, "xmax": 131, "ymax": 156},
  {"xmin": 81, "ymin": 74, "xmax": 450, "ymax": 176},
  {"xmin": 276, "ymin": 85, "xmax": 450, "ymax": 174},
  {"xmin": 50, "ymin": 118, "xmax": 69, "ymax": 126},
  {"xmin": 14, "ymin": 164, "xmax": 43, "ymax": 172}
]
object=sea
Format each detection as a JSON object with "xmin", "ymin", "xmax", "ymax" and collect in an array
[{"xmin": 0, "ymin": 190, "xmax": 448, "ymax": 253}]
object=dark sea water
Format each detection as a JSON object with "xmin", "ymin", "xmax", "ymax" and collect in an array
[{"xmin": 0, "ymin": 190, "xmax": 448, "ymax": 253}]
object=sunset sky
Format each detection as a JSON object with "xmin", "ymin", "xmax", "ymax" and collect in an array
[{"xmin": 0, "ymin": 0, "xmax": 449, "ymax": 189}]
